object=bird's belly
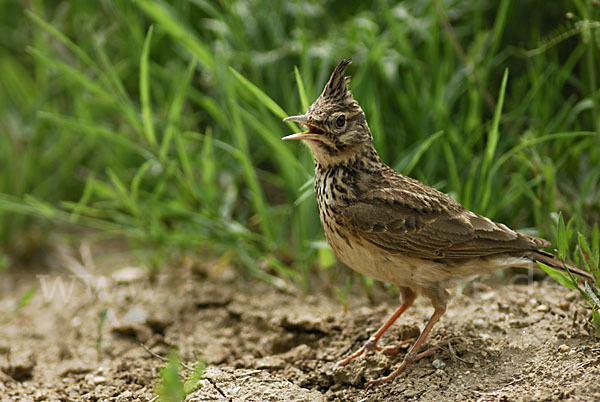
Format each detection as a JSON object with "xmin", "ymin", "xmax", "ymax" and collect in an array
[
  {"xmin": 324, "ymin": 226, "xmax": 508, "ymax": 289},
  {"xmin": 325, "ymin": 228, "xmax": 426, "ymax": 287}
]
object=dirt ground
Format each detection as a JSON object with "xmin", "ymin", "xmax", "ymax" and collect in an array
[{"xmin": 1, "ymin": 241, "xmax": 600, "ymax": 401}]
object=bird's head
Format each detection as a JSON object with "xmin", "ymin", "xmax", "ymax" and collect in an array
[{"xmin": 283, "ymin": 59, "xmax": 374, "ymax": 167}]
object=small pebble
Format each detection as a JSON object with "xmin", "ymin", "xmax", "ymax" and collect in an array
[
  {"xmin": 559, "ymin": 302, "xmax": 570, "ymax": 311},
  {"xmin": 473, "ymin": 319, "xmax": 486, "ymax": 328},
  {"xmin": 111, "ymin": 267, "xmax": 146, "ymax": 284},
  {"xmin": 536, "ymin": 304, "xmax": 549, "ymax": 312},
  {"xmin": 558, "ymin": 344, "xmax": 570, "ymax": 353},
  {"xmin": 92, "ymin": 376, "xmax": 107, "ymax": 384},
  {"xmin": 115, "ymin": 391, "xmax": 133, "ymax": 402},
  {"xmin": 122, "ymin": 306, "xmax": 149, "ymax": 325},
  {"xmin": 432, "ymin": 359, "xmax": 446, "ymax": 370}
]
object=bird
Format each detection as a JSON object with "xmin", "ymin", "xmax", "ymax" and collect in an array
[{"xmin": 282, "ymin": 59, "xmax": 593, "ymax": 384}]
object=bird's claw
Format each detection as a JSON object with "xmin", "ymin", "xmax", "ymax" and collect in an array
[
  {"xmin": 335, "ymin": 338, "xmax": 413, "ymax": 368},
  {"xmin": 365, "ymin": 362, "xmax": 408, "ymax": 385}
]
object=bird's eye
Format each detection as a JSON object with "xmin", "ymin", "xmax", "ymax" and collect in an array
[{"xmin": 336, "ymin": 114, "xmax": 346, "ymax": 128}]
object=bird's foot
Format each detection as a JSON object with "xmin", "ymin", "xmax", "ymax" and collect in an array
[
  {"xmin": 335, "ymin": 337, "xmax": 413, "ymax": 368},
  {"xmin": 365, "ymin": 361, "xmax": 409, "ymax": 385},
  {"xmin": 365, "ymin": 343, "xmax": 445, "ymax": 385}
]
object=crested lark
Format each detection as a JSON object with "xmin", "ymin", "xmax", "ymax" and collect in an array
[{"xmin": 282, "ymin": 59, "xmax": 592, "ymax": 384}]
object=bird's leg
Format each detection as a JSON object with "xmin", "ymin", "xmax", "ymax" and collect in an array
[
  {"xmin": 336, "ymin": 287, "xmax": 416, "ymax": 367},
  {"xmin": 366, "ymin": 288, "xmax": 448, "ymax": 385},
  {"xmin": 336, "ymin": 303, "xmax": 412, "ymax": 367}
]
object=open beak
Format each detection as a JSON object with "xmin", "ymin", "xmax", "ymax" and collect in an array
[{"xmin": 282, "ymin": 115, "xmax": 325, "ymax": 141}]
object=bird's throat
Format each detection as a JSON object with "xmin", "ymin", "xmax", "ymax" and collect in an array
[{"xmin": 306, "ymin": 141, "xmax": 381, "ymax": 171}]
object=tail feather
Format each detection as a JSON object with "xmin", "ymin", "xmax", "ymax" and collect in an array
[{"xmin": 528, "ymin": 250, "xmax": 594, "ymax": 281}]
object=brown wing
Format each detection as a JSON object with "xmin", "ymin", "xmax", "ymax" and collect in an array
[{"xmin": 339, "ymin": 188, "xmax": 549, "ymax": 259}]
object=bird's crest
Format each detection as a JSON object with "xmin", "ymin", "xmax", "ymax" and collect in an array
[{"xmin": 320, "ymin": 59, "xmax": 353, "ymax": 102}]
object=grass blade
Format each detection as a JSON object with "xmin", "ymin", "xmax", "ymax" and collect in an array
[
  {"xmin": 27, "ymin": 47, "xmax": 110, "ymax": 100},
  {"xmin": 294, "ymin": 66, "xmax": 309, "ymax": 111},
  {"xmin": 537, "ymin": 262, "xmax": 576, "ymax": 290},
  {"xmin": 400, "ymin": 131, "xmax": 445, "ymax": 176},
  {"xmin": 140, "ymin": 25, "xmax": 157, "ymax": 149},
  {"xmin": 229, "ymin": 67, "xmax": 288, "ymax": 120},
  {"xmin": 160, "ymin": 58, "xmax": 197, "ymax": 161},
  {"xmin": 25, "ymin": 10, "xmax": 97, "ymax": 69},
  {"xmin": 557, "ymin": 212, "xmax": 568, "ymax": 259},
  {"xmin": 132, "ymin": 0, "xmax": 214, "ymax": 71},
  {"xmin": 478, "ymin": 68, "xmax": 509, "ymax": 212}
]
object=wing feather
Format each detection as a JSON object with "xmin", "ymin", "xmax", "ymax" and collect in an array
[{"xmin": 339, "ymin": 194, "xmax": 549, "ymax": 259}]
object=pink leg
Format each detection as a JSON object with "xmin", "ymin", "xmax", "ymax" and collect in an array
[
  {"xmin": 366, "ymin": 304, "xmax": 446, "ymax": 385},
  {"xmin": 336, "ymin": 287, "xmax": 416, "ymax": 367}
]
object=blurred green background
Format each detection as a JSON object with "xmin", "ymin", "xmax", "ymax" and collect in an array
[{"xmin": 1, "ymin": 0, "xmax": 599, "ymax": 287}]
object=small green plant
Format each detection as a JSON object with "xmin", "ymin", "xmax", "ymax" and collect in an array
[
  {"xmin": 537, "ymin": 213, "xmax": 600, "ymax": 335},
  {"xmin": 1, "ymin": 286, "xmax": 36, "ymax": 324},
  {"xmin": 156, "ymin": 351, "xmax": 206, "ymax": 402},
  {"xmin": 96, "ymin": 308, "xmax": 108, "ymax": 358},
  {"xmin": 334, "ymin": 276, "xmax": 352, "ymax": 313}
]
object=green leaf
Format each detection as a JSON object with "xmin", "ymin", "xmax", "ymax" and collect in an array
[
  {"xmin": 96, "ymin": 308, "xmax": 108, "ymax": 356},
  {"xmin": 577, "ymin": 233, "xmax": 595, "ymax": 272},
  {"xmin": 229, "ymin": 67, "xmax": 288, "ymax": 120},
  {"xmin": 27, "ymin": 47, "xmax": 110, "ymax": 100},
  {"xmin": 334, "ymin": 276, "xmax": 352, "ymax": 309},
  {"xmin": 70, "ymin": 173, "xmax": 96, "ymax": 223},
  {"xmin": 107, "ymin": 168, "xmax": 141, "ymax": 223},
  {"xmin": 584, "ymin": 282, "xmax": 600, "ymax": 308},
  {"xmin": 131, "ymin": 161, "xmax": 154, "ymax": 202},
  {"xmin": 592, "ymin": 310, "xmax": 600, "ymax": 336},
  {"xmin": 91, "ymin": 35, "xmax": 142, "ymax": 134},
  {"xmin": 537, "ymin": 262, "xmax": 576, "ymax": 290},
  {"xmin": 160, "ymin": 58, "xmax": 197, "ymax": 161},
  {"xmin": 556, "ymin": 212, "xmax": 568, "ymax": 258},
  {"xmin": 592, "ymin": 224, "xmax": 600, "ymax": 281},
  {"xmin": 26, "ymin": 10, "xmax": 97, "ymax": 68},
  {"xmin": 263, "ymin": 256, "xmax": 300, "ymax": 282},
  {"xmin": 37, "ymin": 112, "xmax": 153, "ymax": 159},
  {"xmin": 16, "ymin": 287, "xmax": 36, "ymax": 311},
  {"xmin": 479, "ymin": 68, "xmax": 509, "ymax": 212},
  {"xmin": 140, "ymin": 25, "xmax": 157, "ymax": 149},
  {"xmin": 294, "ymin": 66, "xmax": 309, "ymax": 111},
  {"xmin": 402, "ymin": 130, "xmax": 444, "ymax": 176},
  {"xmin": 157, "ymin": 351, "xmax": 185, "ymax": 402},
  {"xmin": 183, "ymin": 359, "xmax": 206, "ymax": 394},
  {"xmin": 485, "ymin": 69, "xmax": 509, "ymax": 168},
  {"xmin": 132, "ymin": 0, "xmax": 214, "ymax": 71}
]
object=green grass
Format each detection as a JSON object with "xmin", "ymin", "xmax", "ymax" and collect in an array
[
  {"xmin": 156, "ymin": 351, "xmax": 205, "ymax": 402},
  {"xmin": 0, "ymin": 286, "xmax": 36, "ymax": 324},
  {"xmin": 0, "ymin": 0, "xmax": 599, "ymax": 297},
  {"xmin": 96, "ymin": 308, "xmax": 108, "ymax": 358},
  {"xmin": 538, "ymin": 213, "xmax": 600, "ymax": 334}
]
